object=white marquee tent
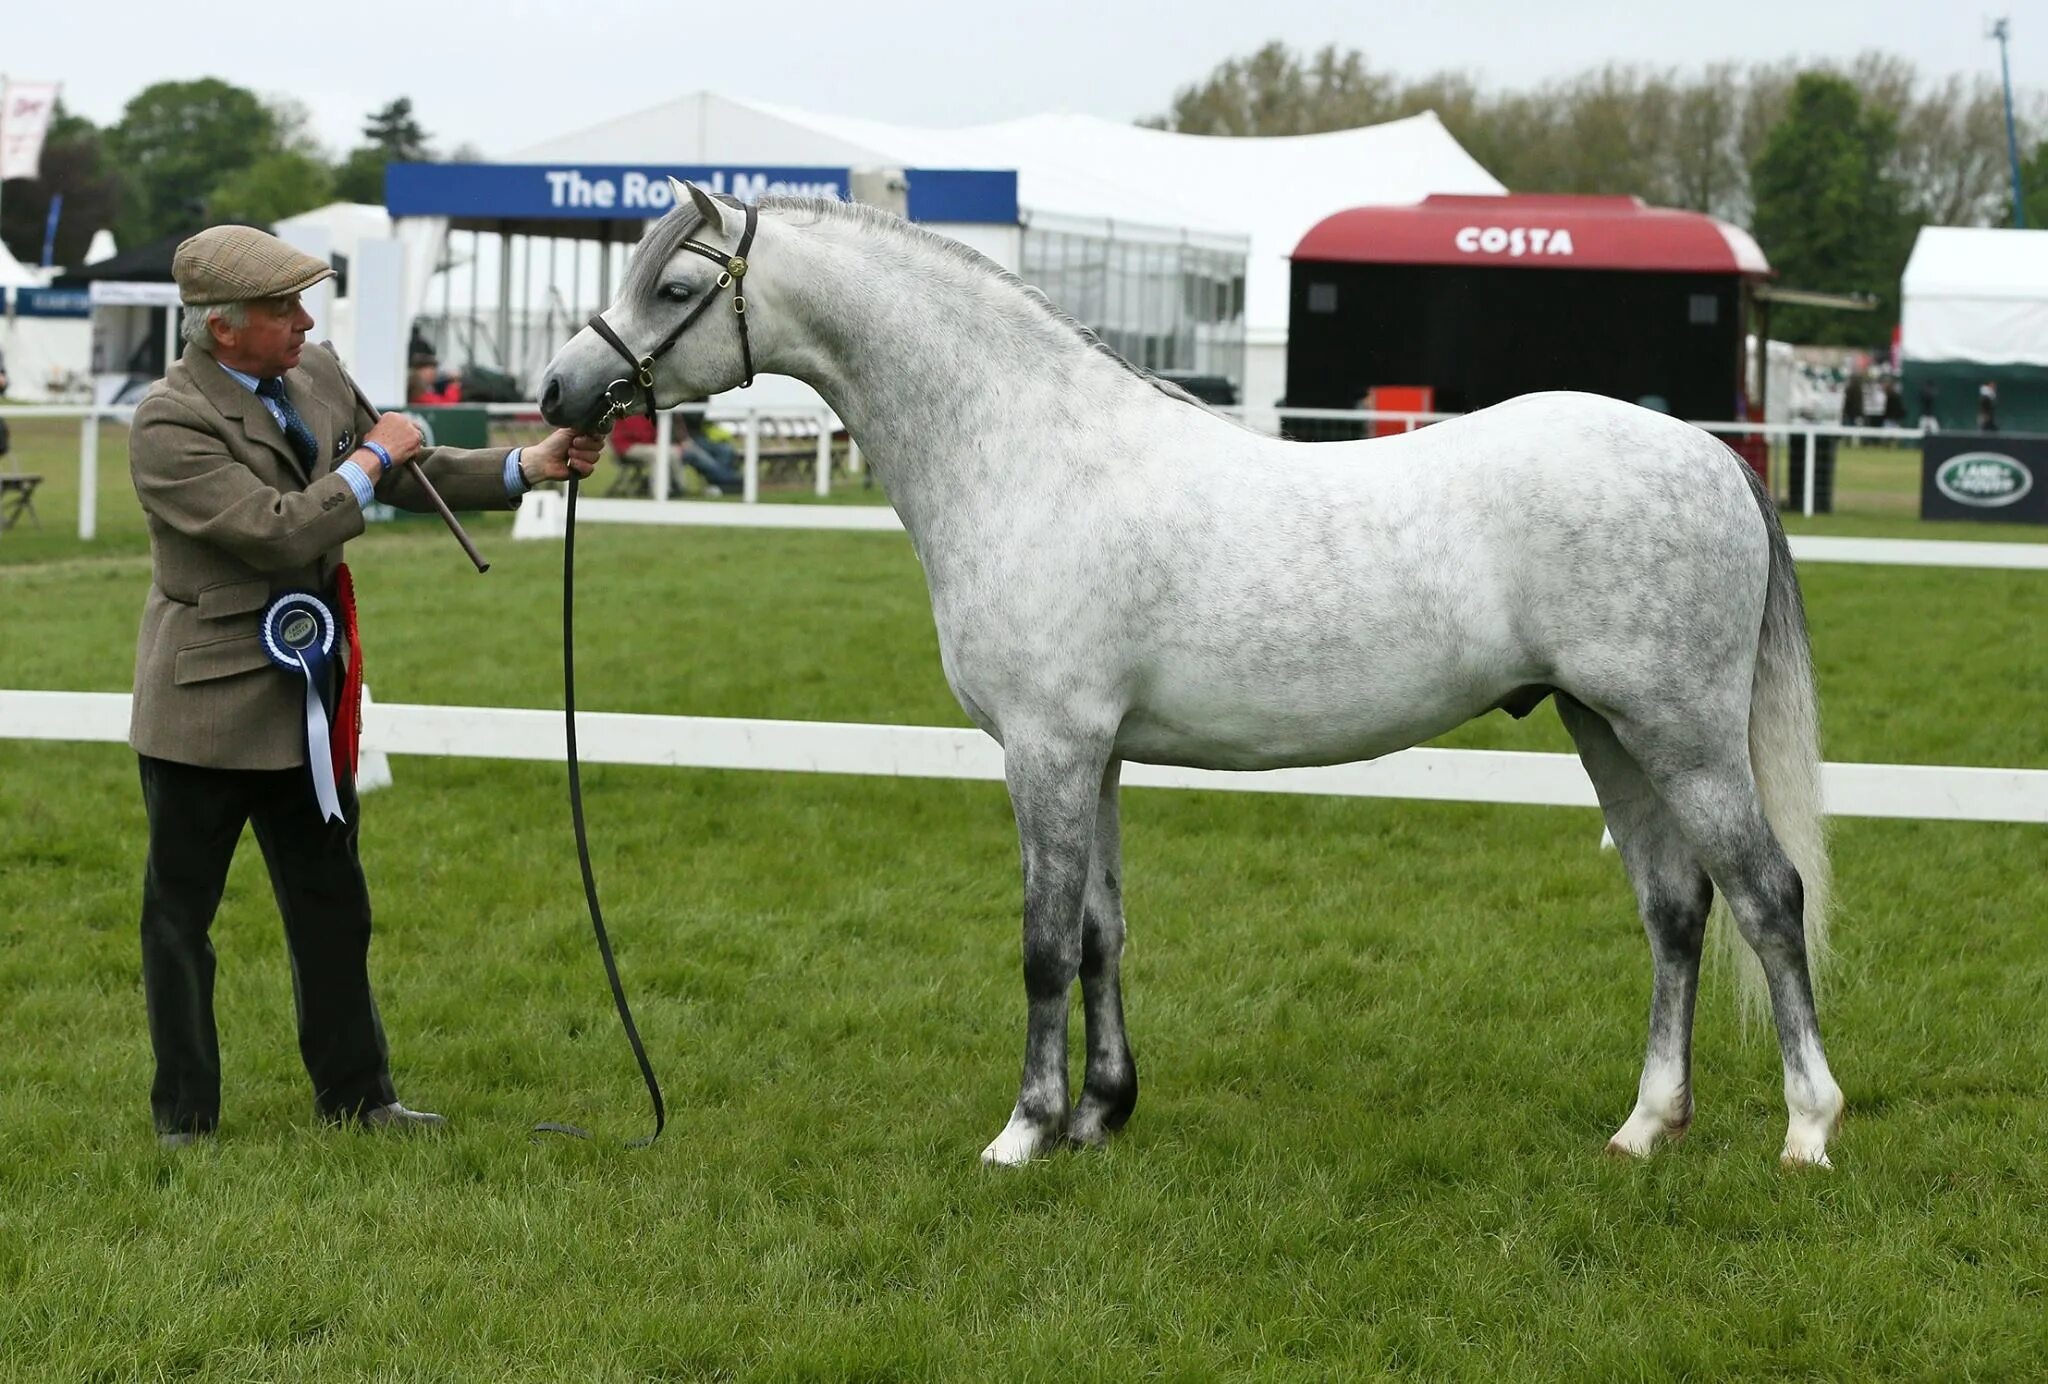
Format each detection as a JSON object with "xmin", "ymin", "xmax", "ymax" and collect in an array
[
  {"xmin": 1901, "ymin": 225, "xmax": 2048, "ymax": 367},
  {"xmin": 515, "ymin": 93, "xmax": 1506, "ymax": 417}
]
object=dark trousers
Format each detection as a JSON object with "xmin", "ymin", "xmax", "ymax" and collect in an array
[{"xmin": 138, "ymin": 754, "xmax": 397, "ymax": 1133}]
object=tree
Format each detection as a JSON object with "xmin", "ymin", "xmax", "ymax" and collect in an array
[
  {"xmin": 1749, "ymin": 73, "xmax": 1910, "ymax": 345},
  {"xmin": 1145, "ymin": 42, "xmax": 2045, "ymax": 239},
  {"xmin": 332, "ymin": 97, "xmax": 434, "ymax": 205},
  {"xmin": 0, "ymin": 101, "xmax": 122, "ymax": 269},
  {"xmin": 363, "ymin": 97, "xmax": 432, "ymax": 160},
  {"xmin": 206, "ymin": 150, "xmax": 334, "ymax": 227},
  {"xmin": 2020, "ymin": 139, "xmax": 2048, "ymax": 229},
  {"xmin": 108, "ymin": 79, "xmax": 278, "ymax": 243}
]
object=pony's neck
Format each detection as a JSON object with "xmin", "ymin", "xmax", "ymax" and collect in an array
[{"xmin": 749, "ymin": 206, "xmax": 1154, "ymax": 523}]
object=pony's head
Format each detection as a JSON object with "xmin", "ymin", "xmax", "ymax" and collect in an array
[{"xmin": 540, "ymin": 178, "xmax": 756, "ymax": 431}]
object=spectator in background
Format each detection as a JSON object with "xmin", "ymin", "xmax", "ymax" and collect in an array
[
  {"xmin": 406, "ymin": 351, "xmax": 464, "ymax": 406},
  {"xmin": 1977, "ymin": 382, "xmax": 1999, "ymax": 432},
  {"xmin": 0, "ymin": 343, "xmax": 10, "ymax": 395},
  {"xmin": 1918, "ymin": 382, "xmax": 1939, "ymax": 431},
  {"xmin": 1860, "ymin": 372, "xmax": 1888, "ymax": 429},
  {"xmin": 609, "ymin": 411, "xmax": 746, "ymax": 496}
]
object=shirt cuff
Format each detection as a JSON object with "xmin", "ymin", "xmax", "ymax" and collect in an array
[
  {"xmin": 504, "ymin": 449, "xmax": 529, "ymax": 497},
  {"xmin": 336, "ymin": 460, "xmax": 378, "ymax": 509}
]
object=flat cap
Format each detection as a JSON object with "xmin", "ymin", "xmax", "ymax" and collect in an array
[{"xmin": 173, "ymin": 225, "xmax": 335, "ymax": 306}]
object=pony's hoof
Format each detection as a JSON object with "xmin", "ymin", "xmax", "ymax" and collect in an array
[
  {"xmin": 1606, "ymin": 1106, "xmax": 1690, "ymax": 1158},
  {"xmin": 1067, "ymin": 1102, "xmax": 1118, "ymax": 1150},
  {"xmin": 1780, "ymin": 1146, "xmax": 1834, "ymax": 1170},
  {"xmin": 980, "ymin": 1113, "xmax": 1060, "ymax": 1167},
  {"xmin": 1780, "ymin": 1097, "xmax": 1844, "ymax": 1169}
]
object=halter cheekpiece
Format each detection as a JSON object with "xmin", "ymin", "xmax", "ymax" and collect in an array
[{"xmin": 588, "ymin": 198, "xmax": 760, "ymax": 428}]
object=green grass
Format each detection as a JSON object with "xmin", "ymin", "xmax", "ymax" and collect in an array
[{"xmin": 2, "ymin": 425, "xmax": 2046, "ymax": 1378}]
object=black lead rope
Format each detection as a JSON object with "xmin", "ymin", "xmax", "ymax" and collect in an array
[
  {"xmin": 534, "ymin": 474, "xmax": 667, "ymax": 1147},
  {"xmin": 539, "ymin": 197, "xmax": 759, "ymax": 1145}
]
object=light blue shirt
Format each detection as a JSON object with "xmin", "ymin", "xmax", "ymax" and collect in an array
[{"xmin": 217, "ymin": 362, "xmax": 526, "ymax": 509}]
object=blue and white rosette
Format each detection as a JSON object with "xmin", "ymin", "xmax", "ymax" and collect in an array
[{"xmin": 260, "ymin": 591, "xmax": 345, "ymax": 823}]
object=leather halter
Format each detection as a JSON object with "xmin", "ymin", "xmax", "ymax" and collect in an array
[{"xmin": 587, "ymin": 199, "xmax": 759, "ymax": 426}]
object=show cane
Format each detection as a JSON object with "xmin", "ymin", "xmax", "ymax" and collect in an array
[{"xmin": 339, "ymin": 370, "xmax": 491, "ymax": 575}]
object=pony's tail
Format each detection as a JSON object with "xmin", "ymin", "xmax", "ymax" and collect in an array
[{"xmin": 1717, "ymin": 468, "xmax": 1831, "ymax": 1029}]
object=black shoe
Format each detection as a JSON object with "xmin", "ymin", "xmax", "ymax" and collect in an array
[{"xmin": 357, "ymin": 1101, "xmax": 447, "ymax": 1133}]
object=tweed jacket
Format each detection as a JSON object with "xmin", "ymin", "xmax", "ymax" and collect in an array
[{"xmin": 129, "ymin": 343, "xmax": 516, "ymax": 770}]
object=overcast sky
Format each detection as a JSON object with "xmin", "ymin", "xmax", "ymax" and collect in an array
[{"xmin": 10, "ymin": 0, "xmax": 2037, "ymax": 158}]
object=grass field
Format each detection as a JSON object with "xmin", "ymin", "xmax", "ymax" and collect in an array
[{"xmin": 1, "ymin": 418, "xmax": 2046, "ymax": 1378}]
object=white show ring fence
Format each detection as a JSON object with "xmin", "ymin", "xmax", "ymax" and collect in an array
[
  {"xmin": 15, "ymin": 401, "xmax": 2018, "ymax": 540},
  {"xmin": 4, "ymin": 691, "xmax": 2042, "ymax": 825}
]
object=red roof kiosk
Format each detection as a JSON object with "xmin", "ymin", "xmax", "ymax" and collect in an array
[{"xmin": 1286, "ymin": 194, "xmax": 1772, "ymax": 434}]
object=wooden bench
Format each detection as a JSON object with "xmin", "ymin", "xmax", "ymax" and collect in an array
[{"xmin": 0, "ymin": 472, "xmax": 42, "ymax": 531}]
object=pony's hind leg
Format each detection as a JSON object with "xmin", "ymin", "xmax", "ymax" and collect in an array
[
  {"xmin": 982, "ymin": 730, "xmax": 1111, "ymax": 1166},
  {"xmin": 1070, "ymin": 760, "xmax": 1137, "ymax": 1148},
  {"xmin": 1613, "ymin": 718, "xmax": 1845, "ymax": 1168},
  {"xmin": 1557, "ymin": 695, "xmax": 1712, "ymax": 1157}
]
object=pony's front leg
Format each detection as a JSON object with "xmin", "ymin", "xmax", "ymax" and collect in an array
[{"xmin": 982, "ymin": 732, "xmax": 1109, "ymax": 1166}]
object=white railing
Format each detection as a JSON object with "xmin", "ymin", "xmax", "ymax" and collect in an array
[
  {"xmin": 0, "ymin": 401, "xmax": 1973, "ymax": 540},
  {"xmin": 1268, "ymin": 408, "xmax": 1925, "ymax": 520},
  {"xmin": 4, "ymin": 690, "xmax": 2043, "ymax": 824},
  {"xmin": 0, "ymin": 404, "xmax": 138, "ymax": 541},
  {"xmin": 478, "ymin": 401, "xmax": 848, "ymax": 504}
]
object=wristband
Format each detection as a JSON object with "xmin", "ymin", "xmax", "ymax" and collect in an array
[{"xmin": 358, "ymin": 440, "xmax": 394, "ymax": 474}]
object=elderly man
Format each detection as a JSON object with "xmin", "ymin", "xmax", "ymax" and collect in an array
[{"xmin": 131, "ymin": 225, "xmax": 601, "ymax": 1146}]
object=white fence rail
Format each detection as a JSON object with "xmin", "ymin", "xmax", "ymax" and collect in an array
[
  {"xmin": 5, "ymin": 691, "xmax": 2042, "ymax": 824},
  {"xmin": 4, "ymin": 401, "xmax": 1964, "ymax": 540},
  {"xmin": 508, "ymin": 489, "xmax": 2047, "ymax": 570}
]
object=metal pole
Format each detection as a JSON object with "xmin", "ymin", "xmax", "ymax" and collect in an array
[
  {"xmin": 78, "ymin": 411, "xmax": 99, "ymax": 541},
  {"xmin": 439, "ymin": 228, "xmax": 452, "ymax": 355},
  {"xmin": 814, "ymin": 407, "xmax": 832, "ymax": 497},
  {"xmin": 1803, "ymin": 428, "xmax": 1817, "ymax": 519},
  {"xmin": 466, "ymin": 230, "xmax": 479, "ymax": 368},
  {"xmin": 497, "ymin": 224, "xmax": 513, "ymax": 374},
  {"xmin": 742, "ymin": 409, "xmax": 760, "ymax": 504},
  {"xmin": 653, "ymin": 408, "xmax": 672, "ymax": 502},
  {"xmin": 520, "ymin": 233, "xmax": 533, "ymax": 385},
  {"xmin": 1993, "ymin": 19, "xmax": 2027, "ymax": 228}
]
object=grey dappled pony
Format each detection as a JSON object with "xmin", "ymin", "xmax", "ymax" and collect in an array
[{"xmin": 540, "ymin": 181, "xmax": 1844, "ymax": 1169}]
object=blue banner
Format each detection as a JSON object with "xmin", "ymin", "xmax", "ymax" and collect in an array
[
  {"xmin": 905, "ymin": 169, "xmax": 1019, "ymax": 225},
  {"xmin": 13, "ymin": 286, "xmax": 90, "ymax": 318},
  {"xmin": 385, "ymin": 163, "xmax": 1018, "ymax": 225}
]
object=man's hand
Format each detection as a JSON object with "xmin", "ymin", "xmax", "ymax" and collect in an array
[
  {"xmin": 364, "ymin": 412, "xmax": 425, "ymax": 469},
  {"xmin": 520, "ymin": 428, "xmax": 604, "ymax": 486}
]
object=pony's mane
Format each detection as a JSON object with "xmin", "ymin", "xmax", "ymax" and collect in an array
[{"xmin": 626, "ymin": 195, "xmax": 1214, "ymax": 412}]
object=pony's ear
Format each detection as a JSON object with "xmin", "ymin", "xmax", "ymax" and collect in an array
[{"xmin": 672, "ymin": 178, "xmax": 732, "ymax": 236}]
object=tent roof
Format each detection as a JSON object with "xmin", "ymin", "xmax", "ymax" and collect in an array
[
  {"xmin": 1900, "ymin": 226, "xmax": 2048, "ymax": 366},
  {"xmin": 0, "ymin": 236, "xmax": 45, "ymax": 288},
  {"xmin": 53, "ymin": 232, "xmax": 186, "ymax": 286},
  {"xmin": 1902, "ymin": 225, "xmax": 2048, "ymax": 301},
  {"xmin": 1295, "ymin": 194, "xmax": 1769, "ymax": 275},
  {"xmin": 512, "ymin": 93, "xmax": 1505, "ymax": 333}
]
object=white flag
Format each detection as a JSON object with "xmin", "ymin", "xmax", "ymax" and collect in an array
[{"xmin": 0, "ymin": 80, "xmax": 62, "ymax": 182}]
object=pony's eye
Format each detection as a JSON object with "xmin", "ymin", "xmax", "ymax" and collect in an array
[{"xmin": 660, "ymin": 282, "xmax": 693, "ymax": 303}]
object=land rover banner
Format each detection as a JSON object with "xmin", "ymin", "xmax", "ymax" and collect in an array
[{"xmin": 1920, "ymin": 432, "xmax": 2048, "ymax": 525}]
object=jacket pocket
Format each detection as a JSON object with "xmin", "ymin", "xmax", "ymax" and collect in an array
[
  {"xmin": 196, "ymin": 578, "xmax": 272, "ymax": 620},
  {"xmin": 173, "ymin": 633, "xmax": 274, "ymax": 685}
]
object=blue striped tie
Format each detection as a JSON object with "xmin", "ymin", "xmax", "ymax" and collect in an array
[{"xmin": 256, "ymin": 376, "xmax": 319, "ymax": 469}]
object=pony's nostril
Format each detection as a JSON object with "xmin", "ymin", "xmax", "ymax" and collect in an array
[{"xmin": 540, "ymin": 377, "xmax": 563, "ymax": 419}]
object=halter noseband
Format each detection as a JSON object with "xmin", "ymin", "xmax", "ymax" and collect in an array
[{"xmin": 587, "ymin": 199, "xmax": 759, "ymax": 427}]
